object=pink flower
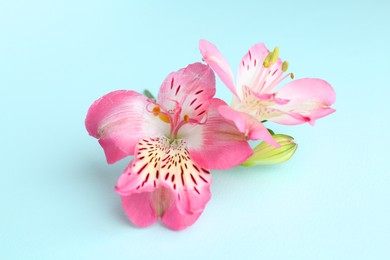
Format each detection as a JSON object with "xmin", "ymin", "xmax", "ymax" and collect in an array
[
  {"xmin": 85, "ymin": 63, "xmax": 253, "ymax": 230},
  {"xmin": 199, "ymin": 40, "xmax": 336, "ymax": 129}
]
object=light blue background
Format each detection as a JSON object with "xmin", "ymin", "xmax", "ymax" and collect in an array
[{"xmin": 1, "ymin": 0, "xmax": 389, "ymax": 259}]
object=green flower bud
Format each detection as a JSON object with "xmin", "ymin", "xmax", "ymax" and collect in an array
[{"xmin": 242, "ymin": 134, "xmax": 298, "ymax": 166}]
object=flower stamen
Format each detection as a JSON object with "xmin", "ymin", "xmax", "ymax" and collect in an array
[
  {"xmin": 152, "ymin": 106, "xmax": 160, "ymax": 116},
  {"xmin": 282, "ymin": 61, "xmax": 289, "ymax": 72},
  {"xmin": 256, "ymin": 47, "xmax": 295, "ymax": 94},
  {"xmin": 158, "ymin": 113, "xmax": 171, "ymax": 123},
  {"xmin": 147, "ymin": 101, "xmax": 172, "ymax": 125},
  {"xmin": 270, "ymin": 47, "xmax": 279, "ymax": 64},
  {"xmin": 263, "ymin": 53, "xmax": 271, "ymax": 68}
]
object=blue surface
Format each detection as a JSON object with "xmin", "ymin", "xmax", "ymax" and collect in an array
[{"xmin": 1, "ymin": 0, "xmax": 389, "ymax": 259}]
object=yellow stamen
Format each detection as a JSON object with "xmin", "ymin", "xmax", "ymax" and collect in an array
[
  {"xmin": 290, "ymin": 73, "xmax": 295, "ymax": 79},
  {"xmin": 263, "ymin": 53, "xmax": 271, "ymax": 68},
  {"xmin": 158, "ymin": 113, "xmax": 170, "ymax": 123},
  {"xmin": 270, "ymin": 47, "xmax": 279, "ymax": 64},
  {"xmin": 282, "ymin": 61, "xmax": 289, "ymax": 72},
  {"xmin": 184, "ymin": 114, "xmax": 189, "ymax": 122},
  {"xmin": 152, "ymin": 106, "xmax": 160, "ymax": 116}
]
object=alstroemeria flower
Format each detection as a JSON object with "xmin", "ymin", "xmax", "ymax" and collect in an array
[
  {"xmin": 199, "ymin": 40, "xmax": 336, "ymax": 128},
  {"xmin": 85, "ymin": 63, "xmax": 253, "ymax": 230}
]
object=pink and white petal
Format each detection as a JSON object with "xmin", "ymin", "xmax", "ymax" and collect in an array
[
  {"xmin": 116, "ymin": 136, "xmax": 212, "ymax": 217},
  {"xmin": 270, "ymin": 107, "xmax": 336, "ymax": 125},
  {"xmin": 308, "ymin": 107, "xmax": 336, "ymax": 125},
  {"xmin": 199, "ymin": 39, "xmax": 237, "ymax": 97},
  {"xmin": 249, "ymin": 90, "xmax": 290, "ymax": 105},
  {"xmin": 115, "ymin": 162, "xmax": 156, "ymax": 196},
  {"xmin": 175, "ymin": 186, "xmax": 211, "ymax": 216},
  {"xmin": 161, "ymin": 203, "xmax": 202, "ymax": 231},
  {"xmin": 157, "ymin": 146, "xmax": 212, "ymax": 215},
  {"xmin": 239, "ymin": 85, "xmax": 290, "ymax": 113},
  {"xmin": 237, "ymin": 43, "xmax": 268, "ymax": 90},
  {"xmin": 218, "ymin": 104, "xmax": 279, "ymax": 147},
  {"xmin": 157, "ymin": 62, "xmax": 216, "ymax": 122},
  {"xmin": 121, "ymin": 192, "xmax": 158, "ymax": 228},
  {"xmin": 266, "ymin": 108, "xmax": 311, "ymax": 125},
  {"xmin": 85, "ymin": 90, "xmax": 166, "ymax": 164},
  {"xmin": 184, "ymin": 99, "xmax": 254, "ymax": 170},
  {"xmin": 257, "ymin": 60, "xmax": 284, "ymax": 94},
  {"xmin": 236, "ymin": 43, "xmax": 284, "ymax": 95},
  {"xmin": 115, "ymin": 138, "xmax": 168, "ymax": 196},
  {"xmin": 272, "ymin": 78, "xmax": 336, "ymax": 125}
]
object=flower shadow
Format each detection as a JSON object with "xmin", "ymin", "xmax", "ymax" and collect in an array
[
  {"xmin": 81, "ymin": 156, "xmax": 182, "ymax": 231},
  {"xmin": 82, "ymin": 157, "xmax": 137, "ymax": 227}
]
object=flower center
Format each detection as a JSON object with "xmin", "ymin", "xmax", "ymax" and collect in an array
[{"xmin": 146, "ymin": 99, "xmax": 204, "ymax": 140}]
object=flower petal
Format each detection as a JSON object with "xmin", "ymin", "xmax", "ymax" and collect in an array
[
  {"xmin": 121, "ymin": 192, "xmax": 158, "ymax": 228},
  {"xmin": 85, "ymin": 90, "xmax": 168, "ymax": 164},
  {"xmin": 184, "ymin": 98, "xmax": 255, "ymax": 170},
  {"xmin": 217, "ymin": 104, "xmax": 279, "ymax": 147},
  {"xmin": 161, "ymin": 203, "xmax": 202, "ymax": 231},
  {"xmin": 199, "ymin": 39, "xmax": 237, "ymax": 97},
  {"xmin": 115, "ymin": 136, "xmax": 211, "ymax": 217},
  {"xmin": 122, "ymin": 187, "xmax": 203, "ymax": 231},
  {"xmin": 272, "ymin": 78, "xmax": 336, "ymax": 125},
  {"xmin": 237, "ymin": 43, "xmax": 283, "ymax": 96},
  {"xmin": 157, "ymin": 62, "xmax": 216, "ymax": 122}
]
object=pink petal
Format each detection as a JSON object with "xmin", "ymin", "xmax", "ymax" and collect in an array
[
  {"xmin": 217, "ymin": 104, "xmax": 279, "ymax": 147},
  {"xmin": 250, "ymin": 90, "xmax": 290, "ymax": 105},
  {"xmin": 121, "ymin": 187, "xmax": 203, "ymax": 230},
  {"xmin": 272, "ymin": 78, "xmax": 336, "ymax": 125},
  {"xmin": 161, "ymin": 203, "xmax": 202, "ymax": 231},
  {"xmin": 115, "ymin": 136, "xmax": 212, "ymax": 221},
  {"xmin": 85, "ymin": 90, "xmax": 167, "ymax": 164},
  {"xmin": 237, "ymin": 42, "xmax": 283, "ymax": 95},
  {"xmin": 277, "ymin": 78, "xmax": 336, "ymax": 104},
  {"xmin": 157, "ymin": 62, "xmax": 216, "ymax": 122},
  {"xmin": 121, "ymin": 192, "xmax": 158, "ymax": 228},
  {"xmin": 185, "ymin": 98, "xmax": 254, "ymax": 170},
  {"xmin": 199, "ymin": 39, "xmax": 237, "ymax": 97},
  {"xmin": 175, "ymin": 177, "xmax": 211, "ymax": 216},
  {"xmin": 115, "ymin": 160, "xmax": 156, "ymax": 196},
  {"xmin": 115, "ymin": 138, "xmax": 167, "ymax": 196}
]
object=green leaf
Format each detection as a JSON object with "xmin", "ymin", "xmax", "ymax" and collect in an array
[{"xmin": 143, "ymin": 89, "xmax": 155, "ymax": 99}]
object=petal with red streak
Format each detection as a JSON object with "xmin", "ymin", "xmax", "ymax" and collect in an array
[
  {"xmin": 157, "ymin": 62, "xmax": 215, "ymax": 122},
  {"xmin": 115, "ymin": 137, "xmax": 212, "ymax": 225},
  {"xmin": 237, "ymin": 42, "xmax": 283, "ymax": 96},
  {"xmin": 185, "ymin": 99, "xmax": 255, "ymax": 170}
]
